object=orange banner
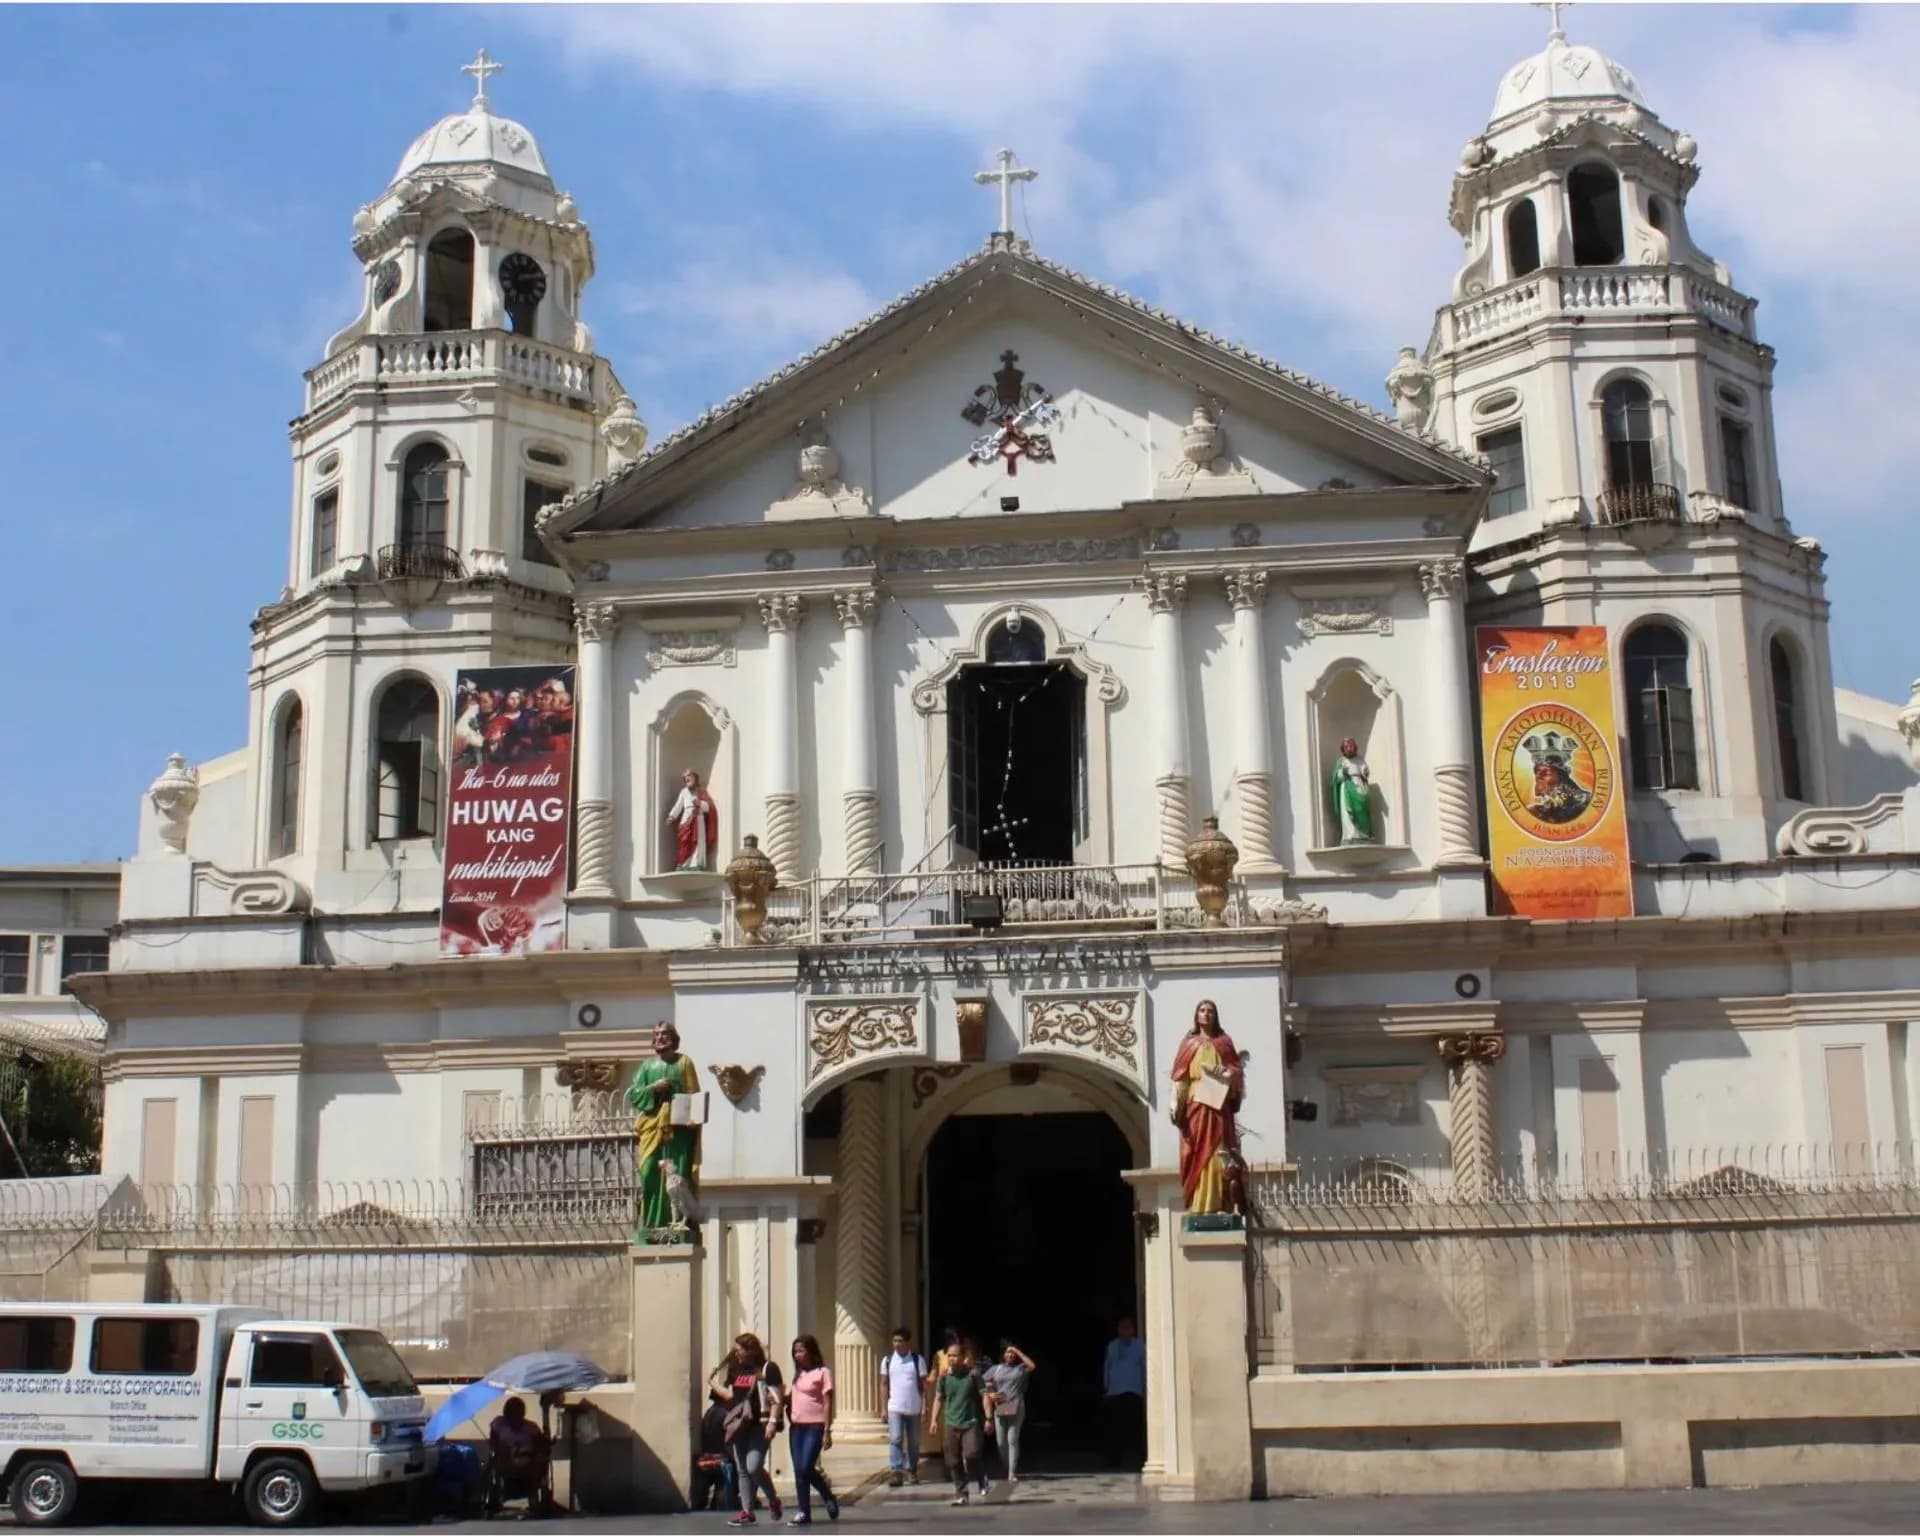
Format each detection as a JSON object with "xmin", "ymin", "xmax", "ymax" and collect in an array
[{"xmin": 1476, "ymin": 626, "xmax": 1634, "ymax": 919}]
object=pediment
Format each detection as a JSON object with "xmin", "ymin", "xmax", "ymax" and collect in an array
[{"xmin": 550, "ymin": 246, "xmax": 1483, "ymax": 544}]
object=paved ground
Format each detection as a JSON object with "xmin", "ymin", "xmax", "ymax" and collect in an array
[{"xmin": 37, "ymin": 1474, "xmax": 1920, "ymax": 1532}]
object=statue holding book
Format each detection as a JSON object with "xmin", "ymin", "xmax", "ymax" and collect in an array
[
  {"xmin": 628, "ymin": 1020, "xmax": 704, "ymax": 1242},
  {"xmin": 1170, "ymin": 999, "xmax": 1246, "ymax": 1216}
]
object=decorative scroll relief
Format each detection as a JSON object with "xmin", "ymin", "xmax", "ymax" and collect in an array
[
  {"xmin": 1020, "ymin": 990, "xmax": 1145, "ymax": 1090},
  {"xmin": 1297, "ymin": 598, "xmax": 1393, "ymax": 639},
  {"xmin": 647, "ymin": 631, "xmax": 737, "ymax": 669},
  {"xmin": 192, "ymin": 864, "xmax": 310, "ymax": 917},
  {"xmin": 1774, "ymin": 792, "xmax": 1914, "ymax": 858},
  {"xmin": 807, "ymin": 997, "xmax": 922, "ymax": 1083},
  {"xmin": 1323, "ymin": 1064, "xmax": 1426, "ymax": 1127}
]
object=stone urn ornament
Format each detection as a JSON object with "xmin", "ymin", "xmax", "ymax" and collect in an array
[
  {"xmin": 599, "ymin": 394, "xmax": 649, "ymax": 472},
  {"xmin": 148, "ymin": 753, "xmax": 201, "ymax": 856},
  {"xmin": 1385, "ymin": 346, "xmax": 1435, "ymax": 433},
  {"xmin": 1184, "ymin": 816, "xmax": 1240, "ymax": 927},
  {"xmin": 797, "ymin": 429, "xmax": 842, "ymax": 494},
  {"xmin": 1179, "ymin": 404, "xmax": 1223, "ymax": 472},
  {"xmin": 724, "ymin": 835, "xmax": 779, "ymax": 940}
]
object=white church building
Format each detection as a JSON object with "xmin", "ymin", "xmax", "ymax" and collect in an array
[{"xmin": 75, "ymin": 26, "xmax": 1920, "ymax": 1501}]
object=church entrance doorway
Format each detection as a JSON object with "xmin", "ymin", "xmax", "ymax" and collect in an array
[
  {"xmin": 921, "ymin": 1109, "xmax": 1136, "ymax": 1463},
  {"xmin": 947, "ymin": 620, "xmax": 1088, "ymax": 865}
]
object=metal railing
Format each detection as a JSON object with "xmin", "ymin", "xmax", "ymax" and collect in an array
[
  {"xmin": 1595, "ymin": 481, "xmax": 1682, "ymax": 526},
  {"xmin": 376, "ymin": 542, "xmax": 464, "ymax": 582}
]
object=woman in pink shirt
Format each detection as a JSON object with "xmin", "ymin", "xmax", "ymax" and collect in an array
[{"xmin": 783, "ymin": 1335, "xmax": 839, "ymax": 1525}]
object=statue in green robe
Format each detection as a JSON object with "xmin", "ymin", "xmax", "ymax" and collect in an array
[
  {"xmin": 628, "ymin": 1021, "xmax": 701, "ymax": 1242},
  {"xmin": 1331, "ymin": 737, "xmax": 1377, "ymax": 845}
]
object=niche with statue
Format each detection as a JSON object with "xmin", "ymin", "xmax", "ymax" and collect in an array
[
  {"xmin": 646, "ymin": 692, "xmax": 736, "ymax": 880},
  {"xmin": 1306, "ymin": 661, "xmax": 1409, "ymax": 867}
]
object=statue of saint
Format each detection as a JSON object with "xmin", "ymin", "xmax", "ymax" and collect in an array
[
  {"xmin": 628, "ymin": 1021, "xmax": 701, "ymax": 1240},
  {"xmin": 1170, "ymin": 1000, "xmax": 1246, "ymax": 1216},
  {"xmin": 666, "ymin": 769, "xmax": 719, "ymax": 872},
  {"xmin": 1330, "ymin": 738, "xmax": 1376, "ymax": 845}
]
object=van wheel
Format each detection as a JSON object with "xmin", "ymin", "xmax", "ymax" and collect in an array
[
  {"xmin": 242, "ymin": 1456, "xmax": 317, "ymax": 1527},
  {"xmin": 11, "ymin": 1458, "xmax": 78, "ymax": 1527}
]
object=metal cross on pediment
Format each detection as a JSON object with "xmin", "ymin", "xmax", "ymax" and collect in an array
[
  {"xmin": 462, "ymin": 48, "xmax": 504, "ymax": 109},
  {"xmin": 1532, "ymin": 0, "xmax": 1571, "ymax": 40},
  {"xmin": 962, "ymin": 349, "xmax": 1058, "ymax": 476},
  {"xmin": 974, "ymin": 149, "xmax": 1038, "ymax": 238}
]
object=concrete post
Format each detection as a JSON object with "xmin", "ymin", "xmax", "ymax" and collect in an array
[
  {"xmin": 629, "ymin": 1244, "xmax": 702, "ymax": 1509},
  {"xmin": 1175, "ymin": 1226, "xmax": 1254, "ymax": 1502}
]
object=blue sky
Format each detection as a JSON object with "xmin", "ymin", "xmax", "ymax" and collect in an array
[{"xmin": 2, "ymin": 3, "xmax": 1914, "ymax": 863}]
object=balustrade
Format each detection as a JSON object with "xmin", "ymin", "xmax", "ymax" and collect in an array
[
  {"xmin": 302, "ymin": 330, "xmax": 597, "ymax": 414},
  {"xmin": 1442, "ymin": 263, "xmax": 1756, "ymax": 347}
]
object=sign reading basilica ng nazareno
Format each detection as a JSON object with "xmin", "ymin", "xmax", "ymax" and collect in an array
[{"xmin": 440, "ymin": 664, "xmax": 577, "ymax": 956}]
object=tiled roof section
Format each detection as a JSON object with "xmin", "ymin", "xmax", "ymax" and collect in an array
[{"xmin": 549, "ymin": 240, "xmax": 1484, "ymax": 526}]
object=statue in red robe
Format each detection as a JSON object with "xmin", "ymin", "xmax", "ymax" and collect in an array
[
  {"xmin": 1170, "ymin": 999, "xmax": 1245, "ymax": 1215},
  {"xmin": 666, "ymin": 769, "xmax": 719, "ymax": 872}
]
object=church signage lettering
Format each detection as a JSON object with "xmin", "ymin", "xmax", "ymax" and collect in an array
[
  {"xmin": 882, "ymin": 537, "xmax": 1140, "ymax": 575},
  {"xmin": 799, "ymin": 937, "xmax": 1150, "ymax": 990},
  {"xmin": 440, "ymin": 664, "xmax": 578, "ymax": 956},
  {"xmin": 1476, "ymin": 627, "xmax": 1634, "ymax": 919}
]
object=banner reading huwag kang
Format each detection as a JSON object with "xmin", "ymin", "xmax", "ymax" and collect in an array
[
  {"xmin": 440, "ymin": 665, "xmax": 577, "ymax": 957},
  {"xmin": 1476, "ymin": 627, "xmax": 1633, "ymax": 919}
]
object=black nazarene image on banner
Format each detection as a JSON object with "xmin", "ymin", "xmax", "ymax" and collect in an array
[{"xmin": 440, "ymin": 665, "xmax": 576, "ymax": 956}]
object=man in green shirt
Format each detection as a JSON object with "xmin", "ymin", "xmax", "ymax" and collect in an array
[{"xmin": 935, "ymin": 1339, "xmax": 988, "ymax": 1505}]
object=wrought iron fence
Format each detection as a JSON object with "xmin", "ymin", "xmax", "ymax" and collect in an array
[{"xmin": 1247, "ymin": 1144, "xmax": 1920, "ymax": 1374}]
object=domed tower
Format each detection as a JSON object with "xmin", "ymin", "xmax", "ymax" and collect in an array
[
  {"xmin": 1400, "ymin": 16, "xmax": 1838, "ymax": 863},
  {"xmin": 245, "ymin": 52, "xmax": 633, "ymax": 908}
]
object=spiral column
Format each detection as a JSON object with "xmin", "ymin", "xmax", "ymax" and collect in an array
[
  {"xmin": 1224, "ymin": 569, "xmax": 1279, "ymax": 871},
  {"xmin": 835, "ymin": 590, "xmax": 881, "ymax": 876},
  {"xmin": 758, "ymin": 594, "xmax": 806, "ymax": 884},
  {"xmin": 832, "ymin": 1077, "xmax": 889, "ymax": 1428},
  {"xmin": 1146, "ymin": 574, "xmax": 1194, "ymax": 869},
  {"xmin": 1419, "ymin": 561, "xmax": 1483, "ymax": 866},
  {"xmin": 571, "ymin": 602, "xmax": 618, "ymax": 898},
  {"xmin": 1439, "ymin": 1032, "xmax": 1505, "ymax": 1361}
]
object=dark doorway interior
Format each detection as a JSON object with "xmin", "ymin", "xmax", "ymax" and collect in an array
[
  {"xmin": 923, "ymin": 1110, "xmax": 1136, "ymax": 1461},
  {"xmin": 947, "ymin": 662, "xmax": 1085, "ymax": 864}
]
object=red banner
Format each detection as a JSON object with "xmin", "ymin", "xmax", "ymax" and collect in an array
[{"xmin": 440, "ymin": 665, "xmax": 576, "ymax": 957}]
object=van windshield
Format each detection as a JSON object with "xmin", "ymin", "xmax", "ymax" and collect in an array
[{"xmin": 337, "ymin": 1329, "xmax": 418, "ymax": 1399}]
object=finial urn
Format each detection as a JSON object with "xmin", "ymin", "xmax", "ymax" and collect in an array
[
  {"xmin": 1385, "ymin": 346, "xmax": 1435, "ymax": 433},
  {"xmin": 148, "ymin": 753, "xmax": 200, "ymax": 856},
  {"xmin": 1179, "ymin": 405, "xmax": 1223, "ymax": 470},
  {"xmin": 1184, "ymin": 816, "xmax": 1240, "ymax": 927},
  {"xmin": 725, "ymin": 836, "xmax": 779, "ymax": 939},
  {"xmin": 797, "ymin": 430, "xmax": 842, "ymax": 491},
  {"xmin": 600, "ymin": 394, "xmax": 648, "ymax": 471}
]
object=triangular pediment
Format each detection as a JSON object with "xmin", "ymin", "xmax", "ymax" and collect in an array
[{"xmin": 549, "ymin": 244, "xmax": 1483, "ymax": 542}]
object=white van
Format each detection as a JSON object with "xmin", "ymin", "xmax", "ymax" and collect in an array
[{"xmin": 0, "ymin": 1302, "xmax": 433, "ymax": 1526}]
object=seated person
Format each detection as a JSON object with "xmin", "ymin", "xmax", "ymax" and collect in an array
[{"xmin": 487, "ymin": 1397, "xmax": 552, "ymax": 1512}]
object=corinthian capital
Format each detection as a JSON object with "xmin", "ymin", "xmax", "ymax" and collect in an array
[
  {"xmin": 1418, "ymin": 559, "xmax": 1465, "ymax": 603},
  {"xmin": 833, "ymin": 589, "xmax": 878, "ymax": 630},
  {"xmin": 759, "ymin": 593, "xmax": 806, "ymax": 634},
  {"xmin": 574, "ymin": 602, "xmax": 618, "ymax": 644},
  {"xmin": 1437, "ymin": 1032, "xmax": 1505, "ymax": 1065},
  {"xmin": 1143, "ymin": 573, "xmax": 1188, "ymax": 614},
  {"xmin": 1223, "ymin": 569, "xmax": 1269, "ymax": 612}
]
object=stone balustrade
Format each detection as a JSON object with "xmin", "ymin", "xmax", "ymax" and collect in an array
[
  {"xmin": 1442, "ymin": 263, "xmax": 1757, "ymax": 349},
  {"xmin": 303, "ymin": 330, "xmax": 597, "ymax": 412}
]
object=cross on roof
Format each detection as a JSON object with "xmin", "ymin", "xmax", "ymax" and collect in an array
[
  {"xmin": 462, "ymin": 48, "xmax": 504, "ymax": 110},
  {"xmin": 1532, "ymin": 0, "xmax": 1572, "ymax": 42},
  {"xmin": 973, "ymin": 149, "xmax": 1038, "ymax": 238}
]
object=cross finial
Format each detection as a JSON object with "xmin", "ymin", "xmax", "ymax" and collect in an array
[
  {"xmin": 973, "ymin": 148, "xmax": 1038, "ymax": 239},
  {"xmin": 462, "ymin": 48, "xmax": 504, "ymax": 111},
  {"xmin": 1532, "ymin": 0, "xmax": 1571, "ymax": 42}
]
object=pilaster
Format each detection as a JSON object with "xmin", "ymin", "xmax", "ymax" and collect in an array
[
  {"xmin": 572, "ymin": 602, "xmax": 618, "ymax": 899},
  {"xmin": 1223, "ymin": 570, "xmax": 1279, "ymax": 872},
  {"xmin": 1418, "ymin": 561, "xmax": 1483, "ymax": 883},
  {"xmin": 1146, "ymin": 574, "xmax": 1193, "ymax": 869},
  {"xmin": 835, "ymin": 590, "xmax": 880, "ymax": 876},
  {"xmin": 758, "ymin": 594, "xmax": 806, "ymax": 884}
]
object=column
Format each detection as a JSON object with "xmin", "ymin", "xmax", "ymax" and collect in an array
[
  {"xmin": 834, "ymin": 590, "xmax": 881, "ymax": 876},
  {"xmin": 1145, "ymin": 574, "xmax": 1193, "ymax": 869},
  {"xmin": 1223, "ymin": 570, "xmax": 1279, "ymax": 871},
  {"xmin": 1438, "ymin": 1032, "xmax": 1506, "ymax": 1197},
  {"xmin": 831, "ymin": 1077, "xmax": 888, "ymax": 1431},
  {"xmin": 758, "ymin": 594, "xmax": 806, "ymax": 884},
  {"xmin": 1418, "ymin": 560, "xmax": 1482, "ymax": 866},
  {"xmin": 572, "ymin": 602, "xmax": 617, "ymax": 898}
]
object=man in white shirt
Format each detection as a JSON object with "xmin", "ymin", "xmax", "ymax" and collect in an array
[
  {"xmin": 880, "ymin": 1327, "xmax": 931, "ymax": 1487},
  {"xmin": 1101, "ymin": 1316, "xmax": 1147, "ymax": 1468}
]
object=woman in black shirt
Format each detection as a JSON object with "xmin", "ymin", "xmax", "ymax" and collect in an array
[{"xmin": 710, "ymin": 1332, "xmax": 784, "ymax": 1526}]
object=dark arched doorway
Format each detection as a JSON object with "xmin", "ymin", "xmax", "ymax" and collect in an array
[{"xmin": 922, "ymin": 1108, "xmax": 1136, "ymax": 1462}]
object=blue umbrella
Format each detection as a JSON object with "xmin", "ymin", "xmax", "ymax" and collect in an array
[{"xmin": 424, "ymin": 1352, "xmax": 611, "ymax": 1443}]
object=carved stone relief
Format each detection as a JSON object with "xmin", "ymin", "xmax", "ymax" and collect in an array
[
  {"xmin": 646, "ymin": 631, "xmax": 737, "ymax": 669},
  {"xmin": 1155, "ymin": 403, "xmax": 1255, "ymax": 497},
  {"xmin": 1297, "ymin": 597, "xmax": 1393, "ymax": 639},
  {"xmin": 769, "ymin": 426, "xmax": 872, "ymax": 520},
  {"xmin": 1021, "ymin": 991, "xmax": 1143, "ymax": 1085},
  {"xmin": 1323, "ymin": 1064, "xmax": 1427, "ymax": 1126},
  {"xmin": 807, "ymin": 998, "xmax": 921, "ymax": 1082}
]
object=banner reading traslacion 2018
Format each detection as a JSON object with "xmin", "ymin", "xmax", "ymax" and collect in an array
[
  {"xmin": 440, "ymin": 665, "xmax": 577, "ymax": 957},
  {"xmin": 1476, "ymin": 627, "xmax": 1634, "ymax": 920}
]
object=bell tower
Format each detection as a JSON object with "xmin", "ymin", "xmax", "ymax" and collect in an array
[
  {"xmin": 1397, "ymin": 17, "xmax": 1839, "ymax": 863},
  {"xmin": 244, "ymin": 53, "xmax": 635, "ymax": 910}
]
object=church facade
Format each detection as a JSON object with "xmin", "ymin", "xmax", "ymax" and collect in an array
[{"xmin": 75, "ymin": 28, "xmax": 1920, "ymax": 1499}]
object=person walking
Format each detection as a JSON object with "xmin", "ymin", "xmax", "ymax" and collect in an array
[
  {"xmin": 879, "ymin": 1328, "xmax": 929, "ymax": 1488},
  {"xmin": 982, "ymin": 1342, "xmax": 1036, "ymax": 1483},
  {"xmin": 783, "ymin": 1336, "xmax": 839, "ymax": 1526},
  {"xmin": 711, "ymin": 1333, "xmax": 784, "ymax": 1527},
  {"xmin": 1101, "ymin": 1317, "xmax": 1146, "ymax": 1469},
  {"xmin": 934, "ymin": 1337, "xmax": 989, "ymax": 1506}
]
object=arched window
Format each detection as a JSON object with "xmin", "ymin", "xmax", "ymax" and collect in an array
[
  {"xmin": 1624, "ymin": 624, "xmax": 1699, "ymax": 791},
  {"xmin": 1602, "ymin": 379, "xmax": 1655, "ymax": 488},
  {"xmin": 1568, "ymin": 163, "xmax": 1624, "ymax": 266},
  {"xmin": 1506, "ymin": 197, "xmax": 1541, "ymax": 278},
  {"xmin": 422, "ymin": 229, "xmax": 475, "ymax": 333},
  {"xmin": 399, "ymin": 443, "xmax": 450, "ymax": 548},
  {"xmin": 272, "ymin": 700, "xmax": 303, "ymax": 857},
  {"xmin": 1770, "ymin": 638, "xmax": 1806, "ymax": 801},
  {"xmin": 1647, "ymin": 195, "xmax": 1667, "ymax": 234},
  {"xmin": 373, "ymin": 678, "xmax": 441, "ymax": 841}
]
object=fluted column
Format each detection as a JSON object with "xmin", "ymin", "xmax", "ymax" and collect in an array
[
  {"xmin": 572, "ymin": 602, "xmax": 617, "ymax": 898},
  {"xmin": 1223, "ymin": 570, "xmax": 1279, "ymax": 871},
  {"xmin": 1419, "ymin": 560, "xmax": 1482, "ymax": 866},
  {"xmin": 758, "ymin": 594, "xmax": 806, "ymax": 884},
  {"xmin": 832, "ymin": 1077, "xmax": 888, "ymax": 1428},
  {"xmin": 1145, "ymin": 574, "xmax": 1193, "ymax": 868},
  {"xmin": 835, "ymin": 590, "xmax": 881, "ymax": 876},
  {"xmin": 1437, "ymin": 1033, "xmax": 1505, "ymax": 1198}
]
